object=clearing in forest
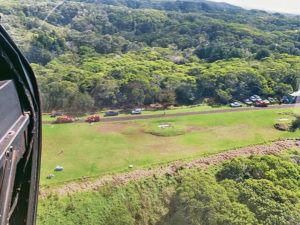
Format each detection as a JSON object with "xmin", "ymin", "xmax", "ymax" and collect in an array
[{"xmin": 41, "ymin": 108, "xmax": 300, "ymax": 185}]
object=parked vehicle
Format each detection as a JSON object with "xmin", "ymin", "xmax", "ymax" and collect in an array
[
  {"xmin": 244, "ymin": 99, "xmax": 253, "ymax": 106},
  {"xmin": 254, "ymin": 95, "xmax": 262, "ymax": 100},
  {"xmin": 54, "ymin": 115, "xmax": 75, "ymax": 123},
  {"xmin": 255, "ymin": 100, "xmax": 268, "ymax": 107},
  {"xmin": 131, "ymin": 108, "xmax": 142, "ymax": 114},
  {"xmin": 267, "ymin": 97, "xmax": 277, "ymax": 104},
  {"xmin": 250, "ymin": 95, "xmax": 262, "ymax": 102},
  {"xmin": 50, "ymin": 110, "xmax": 64, "ymax": 117},
  {"xmin": 262, "ymin": 99, "xmax": 270, "ymax": 105},
  {"xmin": 250, "ymin": 96, "xmax": 256, "ymax": 102},
  {"xmin": 85, "ymin": 114, "xmax": 100, "ymax": 123},
  {"xmin": 290, "ymin": 96, "xmax": 296, "ymax": 104},
  {"xmin": 104, "ymin": 111, "xmax": 119, "ymax": 117},
  {"xmin": 230, "ymin": 102, "xmax": 242, "ymax": 107},
  {"xmin": 280, "ymin": 96, "xmax": 290, "ymax": 104}
]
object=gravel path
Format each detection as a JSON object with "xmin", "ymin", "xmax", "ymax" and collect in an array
[
  {"xmin": 39, "ymin": 139, "xmax": 300, "ymax": 198},
  {"xmin": 43, "ymin": 104, "xmax": 296, "ymax": 124}
]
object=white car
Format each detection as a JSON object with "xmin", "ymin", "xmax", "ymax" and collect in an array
[
  {"xmin": 230, "ymin": 102, "xmax": 242, "ymax": 107},
  {"xmin": 244, "ymin": 99, "xmax": 253, "ymax": 105},
  {"xmin": 131, "ymin": 108, "xmax": 142, "ymax": 114},
  {"xmin": 250, "ymin": 95, "xmax": 262, "ymax": 102}
]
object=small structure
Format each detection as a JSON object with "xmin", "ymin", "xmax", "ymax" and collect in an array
[
  {"xmin": 289, "ymin": 90, "xmax": 300, "ymax": 104},
  {"xmin": 158, "ymin": 124, "xmax": 170, "ymax": 129},
  {"xmin": 54, "ymin": 165, "xmax": 64, "ymax": 171},
  {"xmin": 290, "ymin": 90, "xmax": 300, "ymax": 97}
]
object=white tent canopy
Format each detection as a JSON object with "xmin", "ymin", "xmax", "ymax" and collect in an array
[{"xmin": 290, "ymin": 90, "xmax": 300, "ymax": 97}]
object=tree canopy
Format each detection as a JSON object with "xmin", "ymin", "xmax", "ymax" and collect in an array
[{"xmin": 1, "ymin": 0, "xmax": 299, "ymax": 111}]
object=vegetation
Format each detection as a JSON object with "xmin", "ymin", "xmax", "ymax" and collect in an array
[
  {"xmin": 2, "ymin": 1, "xmax": 300, "ymax": 223},
  {"xmin": 35, "ymin": 50, "xmax": 300, "ymax": 112},
  {"xmin": 38, "ymin": 153, "xmax": 300, "ymax": 225},
  {"xmin": 41, "ymin": 108, "xmax": 300, "ymax": 185},
  {"xmin": 291, "ymin": 116, "xmax": 300, "ymax": 131},
  {"xmin": 1, "ymin": 0, "xmax": 300, "ymax": 112}
]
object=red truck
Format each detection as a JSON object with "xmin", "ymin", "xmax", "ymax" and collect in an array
[
  {"xmin": 254, "ymin": 100, "xmax": 268, "ymax": 107},
  {"xmin": 85, "ymin": 114, "xmax": 100, "ymax": 123}
]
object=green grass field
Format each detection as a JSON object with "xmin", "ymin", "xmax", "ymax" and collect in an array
[{"xmin": 41, "ymin": 108, "xmax": 300, "ymax": 185}]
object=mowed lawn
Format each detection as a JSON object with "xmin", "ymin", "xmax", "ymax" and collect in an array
[{"xmin": 41, "ymin": 108, "xmax": 300, "ymax": 185}]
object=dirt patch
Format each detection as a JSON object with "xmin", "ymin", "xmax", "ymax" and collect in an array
[
  {"xmin": 186, "ymin": 126, "xmax": 208, "ymax": 132},
  {"xmin": 98, "ymin": 122, "xmax": 134, "ymax": 133},
  {"xmin": 39, "ymin": 139, "xmax": 300, "ymax": 198},
  {"xmin": 145, "ymin": 138, "xmax": 187, "ymax": 154}
]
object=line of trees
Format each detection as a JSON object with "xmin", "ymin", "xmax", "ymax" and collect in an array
[
  {"xmin": 1, "ymin": 0, "xmax": 300, "ymax": 112},
  {"xmin": 33, "ymin": 48, "xmax": 300, "ymax": 112}
]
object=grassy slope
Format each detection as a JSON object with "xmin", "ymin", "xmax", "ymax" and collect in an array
[
  {"xmin": 37, "ymin": 153, "xmax": 300, "ymax": 225},
  {"xmin": 41, "ymin": 108, "xmax": 300, "ymax": 185},
  {"xmin": 38, "ymin": 174, "xmax": 177, "ymax": 225}
]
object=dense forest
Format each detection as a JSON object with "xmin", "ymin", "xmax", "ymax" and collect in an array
[
  {"xmin": 38, "ymin": 153, "xmax": 300, "ymax": 225},
  {"xmin": 1, "ymin": 0, "xmax": 300, "ymax": 111}
]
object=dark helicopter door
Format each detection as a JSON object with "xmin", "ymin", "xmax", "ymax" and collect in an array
[{"xmin": 0, "ymin": 25, "xmax": 41, "ymax": 225}]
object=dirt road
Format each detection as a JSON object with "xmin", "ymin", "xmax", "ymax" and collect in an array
[
  {"xmin": 43, "ymin": 104, "xmax": 296, "ymax": 124},
  {"xmin": 40, "ymin": 139, "xmax": 300, "ymax": 197}
]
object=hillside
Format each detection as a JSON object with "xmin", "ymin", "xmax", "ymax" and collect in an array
[
  {"xmin": 38, "ymin": 152, "xmax": 300, "ymax": 225},
  {"xmin": 2, "ymin": 1, "xmax": 300, "ymax": 224},
  {"xmin": 1, "ymin": 0, "xmax": 300, "ymax": 111}
]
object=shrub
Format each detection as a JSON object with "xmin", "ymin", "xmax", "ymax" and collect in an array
[
  {"xmin": 274, "ymin": 123, "xmax": 290, "ymax": 131},
  {"xmin": 291, "ymin": 117, "xmax": 300, "ymax": 131}
]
